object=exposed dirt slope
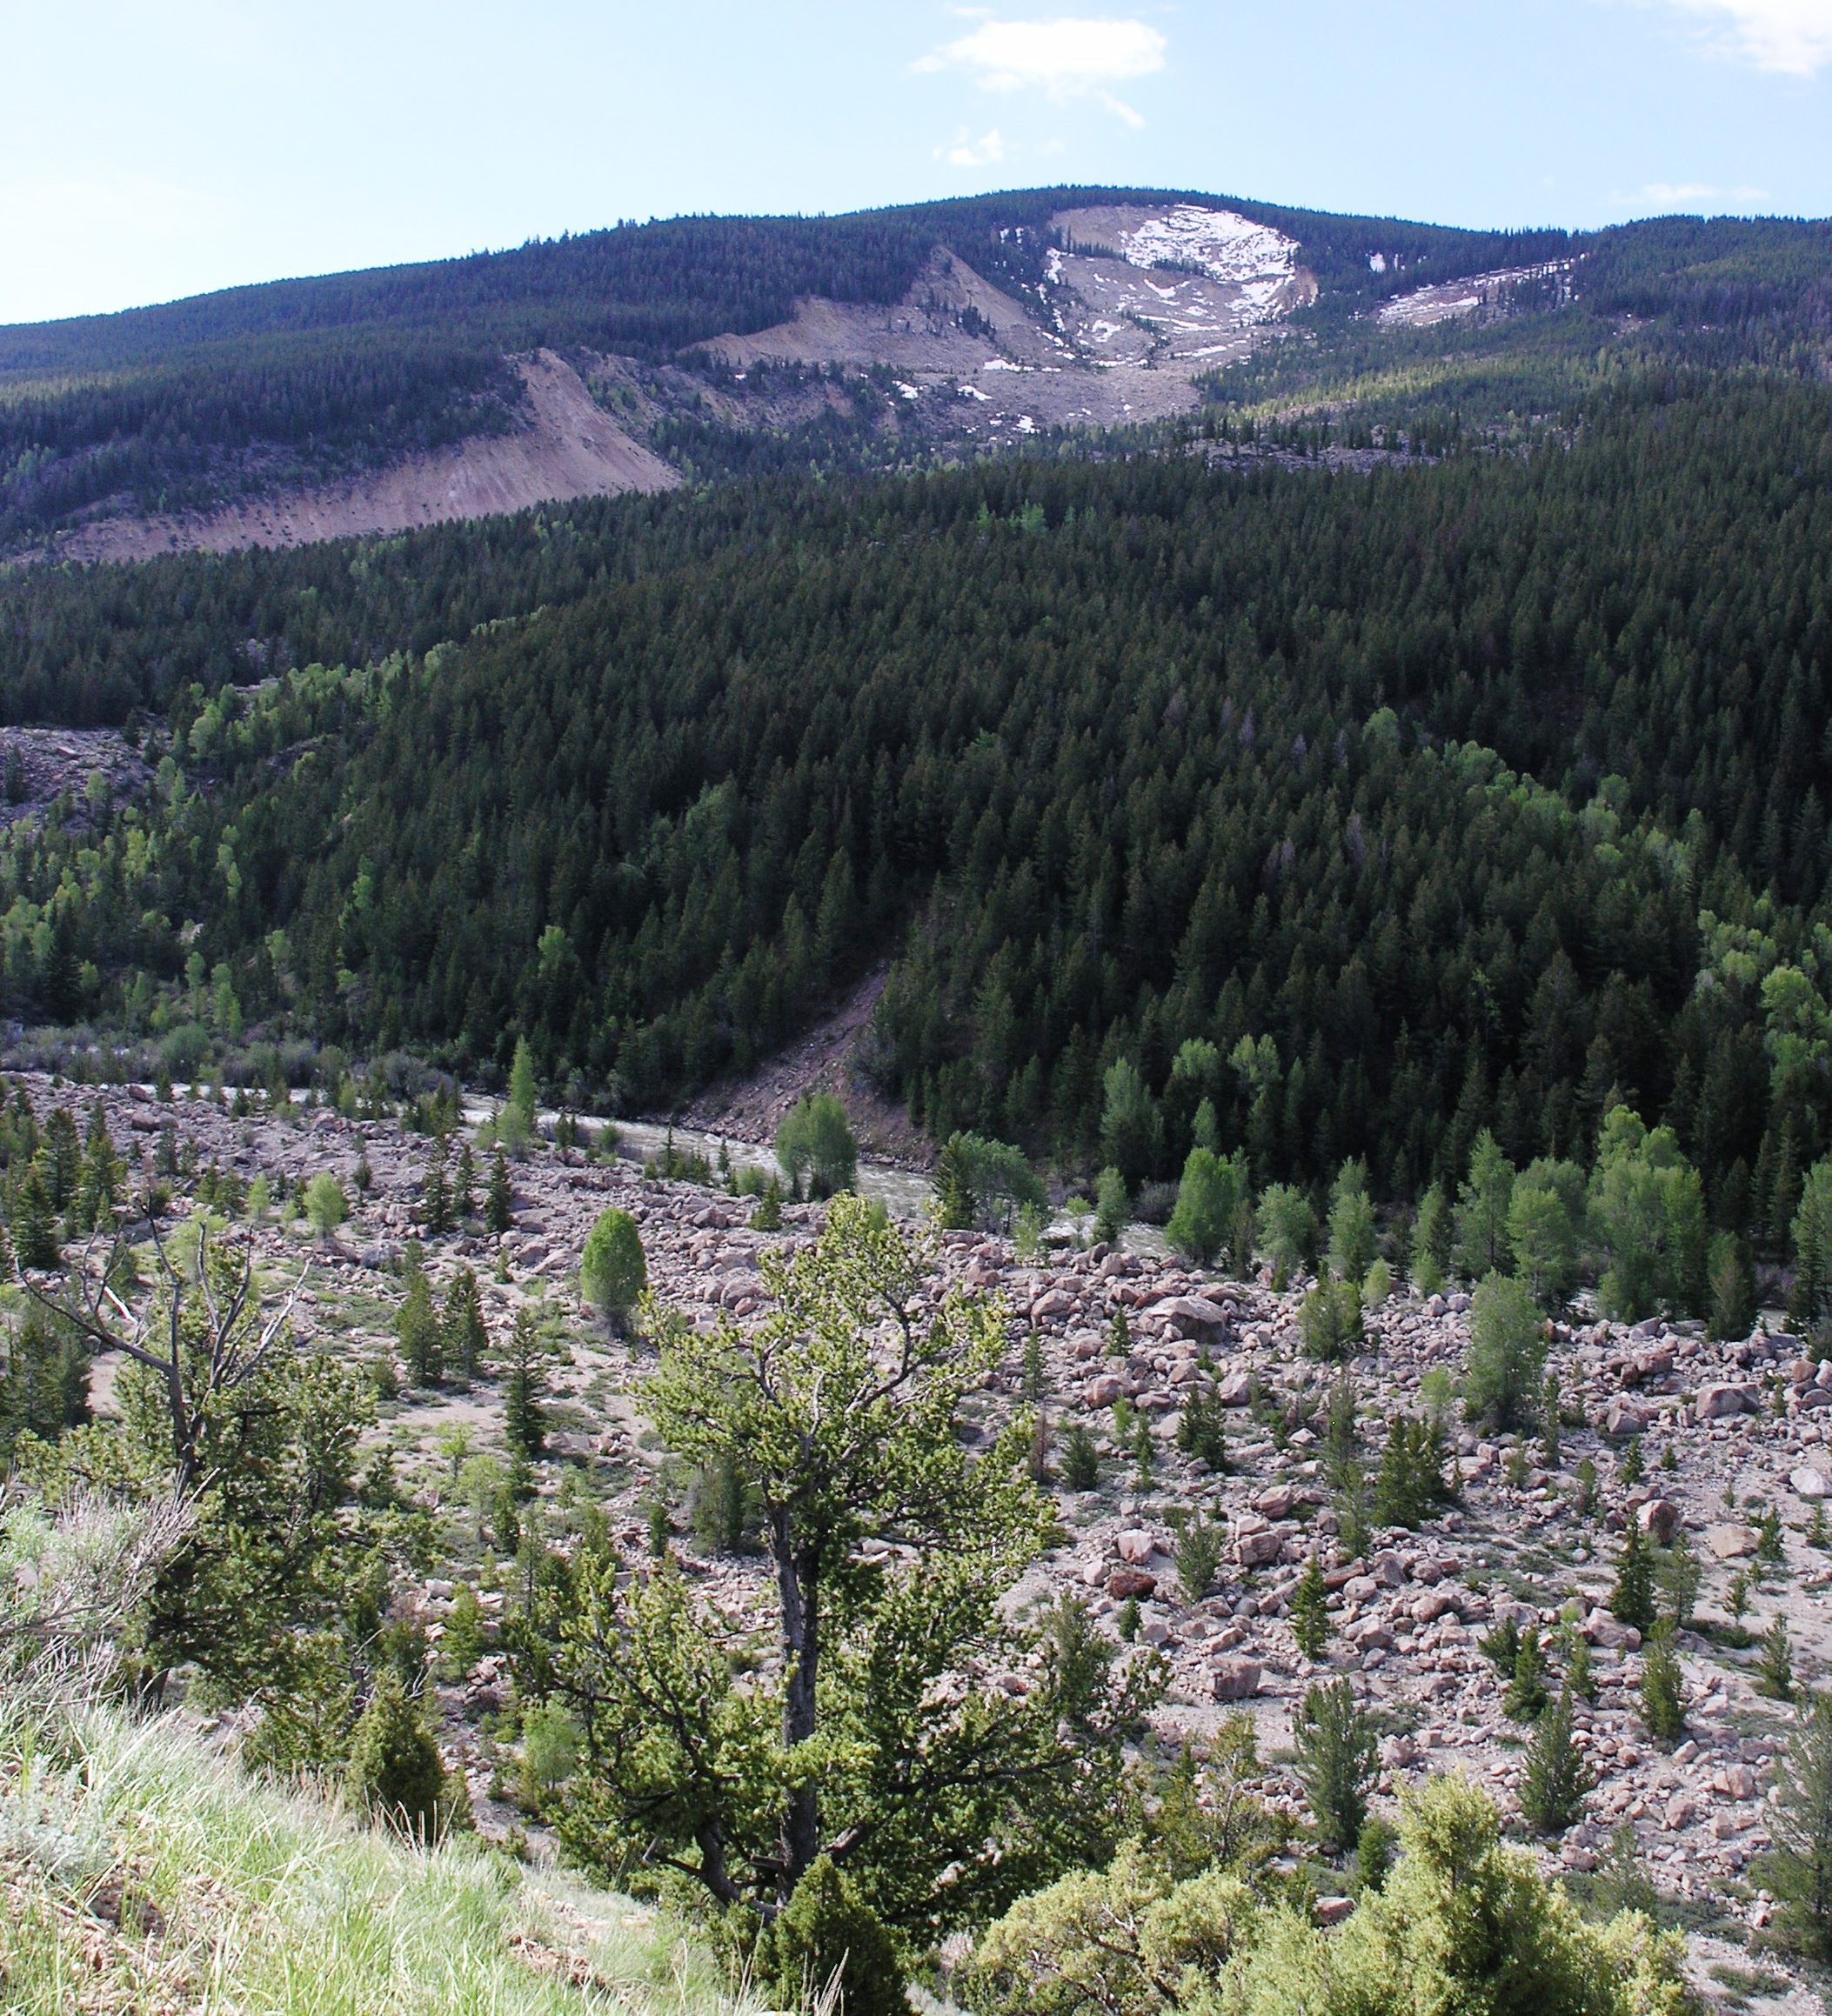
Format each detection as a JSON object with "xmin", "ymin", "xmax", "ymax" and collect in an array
[
  {"xmin": 53, "ymin": 350, "xmax": 679, "ymax": 563},
  {"xmin": 676, "ymin": 969, "xmax": 932, "ymax": 1170}
]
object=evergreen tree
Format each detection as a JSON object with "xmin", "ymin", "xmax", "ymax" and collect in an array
[
  {"xmin": 1291, "ymin": 1554, "xmax": 1330, "ymax": 1661},
  {"xmin": 441, "ymin": 1266, "xmax": 487, "ymax": 1389},
  {"xmin": 422, "ymin": 1134, "xmax": 451, "ymax": 1236},
  {"xmin": 397, "ymin": 1266, "xmax": 442, "ymax": 1388},
  {"xmin": 1759, "ymin": 1617, "xmax": 1795, "ymax": 1700},
  {"xmin": 453, "ymin": 1143, "xmax": 477, "ymax": 1220},
  {"xmin": 486, "ymin": 1150, "xmax": 513, "ymax": 1234},
  {"xmin": 1326, "ymin": 1158, "xmax": 1377, "ymax": 1285},
  {"xmin": 501, "ymin": 1309, "xmax": 547, "ymax": 1461},
  {"xmin": 1765, "ymin": 1691, "xmax": 1832, "ymax": 1959},
  {"xmin": 1292, "ymin": 1679, "xmax": 1378, "ymax": 1856},
  {"xmin": 1640, "ymin": 1621, "xmax": 1685, "ymax": 1744},
  {"xmin": 10, "ymin": 1163, "xmax": 61, "ymax": 1272},
  {"xmin": 1504, "ymin": 1625, "xmax": 1549, "ymax": 1721},
  {"xmin": 1519, "ymin": 1685, "xmax": 1591, "ymax": 1833},
  {"xmin": 345, "ymin": 1670, "xmax": 454, "ymax": 1841},
  {"xmin": 1610, "ymin": 1518, "xmax": 1657, "ymax": 1632}
]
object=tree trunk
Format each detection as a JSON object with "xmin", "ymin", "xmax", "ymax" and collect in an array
[{"xmin": 774, "ymin": 1522, "xmax": 820, "ymax": 1893}]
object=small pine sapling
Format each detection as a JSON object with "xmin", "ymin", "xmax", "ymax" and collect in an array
[
  {"xmin": 1291, "ymin": 1554, "xmax": 1330, "ymax": 1661},
  {"xmin": 1639, "ymin": 1622, "xmax": 1685, "ymax": 1745},
  {"xmin": 1758, "ymin": 1617, "xmax": 1795, "ymax": 1700}
]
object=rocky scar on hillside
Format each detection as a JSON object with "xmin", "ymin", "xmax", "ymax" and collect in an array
[{"xmin": 11, "ymin": 1075, "xmax": 1829, "ymax": 2006}]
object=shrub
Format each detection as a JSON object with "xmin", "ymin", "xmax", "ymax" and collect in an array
[
  {"xmin": 580, "ymin": 1207, "xmax": 646, "ymax": 1329},
  {"xmin": 754, "ymin": 1856, "xmax": 906, "ymax": 2016},
  {"xmin": 1463, "ymin": 1272, "xmax": 1548, "ymax": 1431},
  {"xmin": 304, "ymin": 1172, "xmax": 348, "ymax": 1240},
  {"xmin": 1060, "ymin": 1423, "xmax": 1100, "ymax": 1492},
  {"xmin": 1300, "ymin": 1277, "xmax": 1364, "ymax": 1361},
  {"xmin": 774, "ymin": 1094, "xmax": 857, "ymax": 1198},
  {"xmin": 1292, "ymin": 1678, "xmax": 1377, "ymax": 1855},
  {"xmin": 1165, "ymin": 1146, "xmax": 1249, "ymax": 1267},
  {"xmin": 1176, "ymin": 1389, "xmax": 1228, "ymax": 1472},
  {"xmin": 1173, "ymin": 1517, "xmax": 1224, "ymax": 1604},
  {"xmin": 345, "ymin": 1671, "xmax": 455, "ymax": 1841}
]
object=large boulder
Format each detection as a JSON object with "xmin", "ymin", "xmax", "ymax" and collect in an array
[
  {"xmin": 1115, "ymin": 1529, "xmax": 1157, "ymax": 1565},
  {"xmin": 1156, "ymin": 1295, "xmax": 1233, "ymax": 1342},
  {"xmin": 1790, "ymin": 1465, "xmax": 1830, "ymax": 1500},
  {"xmin": 1604, "ymin": 1400, "xmax": 1654, "ymax": 1438},
  {"xmin": 1703, "ymin": 1523, "xmax": 1760, "ymax": 1561},
  {"xmin": 1636, "ymin": 1499, "xmax": 1682, "ymax": 1545},
  {"xmin": 1082, "ymin": 1374, "xmax": 1127, "ymax": 1408},
  {"xmin": 1695, "ymin": 1382, "xmax": 1761, "ymax": 1423},
  {"xmin": 1107, "ymin": 1567, "xmax": 1158, "ymax": 1601},
  {"xmin": 1210, "ymin": 1655, "xmax": 1262, "ymax": 1702}
]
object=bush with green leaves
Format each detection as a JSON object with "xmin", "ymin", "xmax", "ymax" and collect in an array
[
  {"xmin": 580, "ymin": 1207, "xmax": 646, "ymax": 1330},
  {"xmin": 1165, "ymin": 1146, "xmax": 1248, "ymax": 1269},
  {"xmin": 1454, "ymin": 1129, "xmax": 1514, "ymax": 1279},
  {"xmin": 304, "ymin": 1171, "xmax": 348, "ymax": 1240},
  {"xmin": 967, "ymin": 1775, "xmax": 1688, "ymax": 2016},
  {"xmin": 1463, "ymin": 1271, "xmax": 1548, "ymax": 1432},
  {"xmin": 773, "ymin": 1092, "xmax": 857, "ymax": 1199},
  {"xmin": 1326, "ymin": 1158, "xmax": 1377, "ymax": 1285},
  {"xmin": 1589, "ymin": 1105, "xmax": 1708, "ymax": 1321},
  {"xmin": 1300, "ymin": 1276, "xmax": 1364, "ymax": 1361},
  {"xmin": 1292, "ymin": 1677, "xmax": 1378, "ymax": 1855},
  {"xmin": 1257, "ymin": 1183, "xmax": 1314, "ymax": 1286},
  {"xmin": 935, "ymin": 1131, "xmax": 1046, "ymax": 1233}
]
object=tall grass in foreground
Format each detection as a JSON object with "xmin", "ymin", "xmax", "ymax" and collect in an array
[{"xmin": 0, "ymin": 1696, "xmax": 761, "ymax": 2016}]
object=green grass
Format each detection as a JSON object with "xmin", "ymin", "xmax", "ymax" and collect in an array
[{"xmin": 0, "ymin": 1700, "xmax": 756, "ymax": 2015}]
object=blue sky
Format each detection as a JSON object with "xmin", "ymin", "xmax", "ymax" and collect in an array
[{"xmin": 2, "ymin": 0, "xmax": 1829, "ymax": 324}]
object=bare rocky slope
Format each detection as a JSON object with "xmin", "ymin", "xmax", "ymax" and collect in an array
[
  {"xmin": 27, "ymin": 1072, "xmax": 1832, "ymax": 2013},
  {"xmin": 54, "ymin": 350, "xmax": 678, "ymax": 564}
]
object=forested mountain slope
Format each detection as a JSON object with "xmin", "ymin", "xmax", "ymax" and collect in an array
[
  {"xmin": 2, "ymin": 185, "xmax": 1826, "ymax": 557},
  {"xmin": 1, "ymin": 372, "xmax": 1828, "ymax": 1252}
]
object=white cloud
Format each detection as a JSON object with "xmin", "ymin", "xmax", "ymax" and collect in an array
[
  {"xmin": 1641, "ymin": 180, "xmax": 1722, "ymax": 201},
  {"xmin": 940, "ymin": 126, "xmax": 1009, "ymax": 166},
  {"xmin": 1654, "ymin": 0, "xmax": 1832, "ymax": 74},
  {"xmin": 917, "ymin": 17, "xmax": 1167, "ymax": 119}
]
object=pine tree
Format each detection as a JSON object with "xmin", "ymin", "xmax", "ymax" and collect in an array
[
  {"xmin": 346, "ymin": 1671, "xmax": 453, "ymax": 1841},
  {"xmin": 1767, "ymin": 1691, "xmax": 1832, "ymax": 1959},
  {"xmin": 454, "ymin": 1144, "xmax": 477, "ymax": 1219},
  {"xmin": 422, "ymin": 1134, "xmax": 451, "ymax": 1236},
  {"xmin": 441, "ymin": 1267, "xmax": 487, "ymax": 1390},
  {"xmin": 11, "ymin": 1163, "xmax": 60, "ymax": 1272},
  {"xmin": 1640, "ymin": 1621, "xmax": 1685, "ymax": 1744},
  {"xmin": 1519, "ymin": 1685, "xmax": 1591, "ymax": 1833},
  {"xmin": 1610, "ymin": 1517, "xmax": 1657, "ymax": 1632},
  {"xmin": 1292, "ymin": 1679, "xmax": 1378, "ymax": 1856},
  {"xmin": 501, "ymin": 1309, "xmax": 546, "ymax": 1461},
  {"xmin": 1759, "ymin": 1617, "xmax": 1795, "ymax": 1700},
  {"xmin": 486, "ymin": 1150, "xmax": 513, "ymax": 1234},
  {"xmin": 1291, "ymin": 1554, "xmax": 1330, "ymax": 1660},
  {"xmin": 398, "ymin": 1267, "xmax": 442, "ymax": 1388},
  {"xmin": 1504, "ymin": 1625, "xmax": 1549, "ymax": 1721}
]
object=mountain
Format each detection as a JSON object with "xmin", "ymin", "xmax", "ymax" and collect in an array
[{"xmin": 9, "ymin": 185, "xmax": 1822, "ymax": 558}]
